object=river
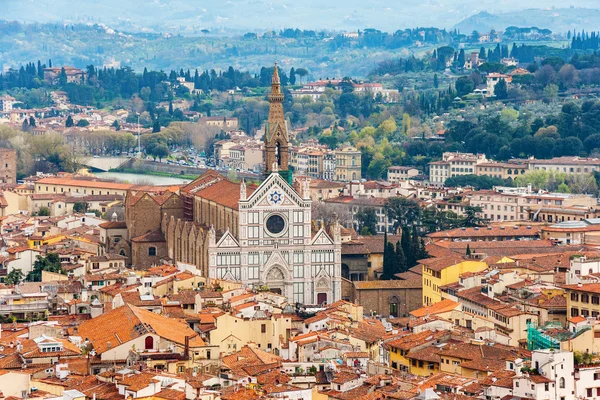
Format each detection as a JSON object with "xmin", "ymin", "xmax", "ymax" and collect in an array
[{"xmin": 94, "ymin": 171, "xmax": 194, "ymax": 185}]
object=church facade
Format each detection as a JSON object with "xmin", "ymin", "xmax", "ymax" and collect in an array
[
  {"xmin": 207, "ymin": 172, "xmax": 342, "ymax": 304},
  {"xmin": 120, "ymin": 64, "xmax": 342, "ymax": 304}
]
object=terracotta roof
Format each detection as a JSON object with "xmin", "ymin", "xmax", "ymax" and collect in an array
[
  {"xmin": 99, "ymin": 221, "xmax": 127, "ymax": 229},
  {"xmin": 36, "ymin": 177, "xmax": 134, "ymax": 190},
  {"xmin": 77, "ymin": 303, "xmax": 202, "ymax": 354},
  {"xmin": 568, "ymin": 315, "xmax": 587, "ymax": 324},
  {"xmin": 428, "ymin": 225, "xmax": 540, "ymax": 239},
  {"xmin": 410, "ymin": 299, "xmax": 460, "ymax": 318}
]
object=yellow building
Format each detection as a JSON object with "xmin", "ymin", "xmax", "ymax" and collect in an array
[
  {"xmin": 421, "ymin": 257, "xmax": 488, "ymax": 306},
  {"xmin": 387, "ymin": 330, "xmax": 450, "ymax": 371},
  {"xmin": 335, "ymin": 146, "xmax": 361, "ymax": 181},
  {"xmin": 563, "ymin": 282, "xmax": 600, "ymax": 319},
  {"xmin": 210, "ymin": 312, "xmax": 293, "ymax": 355},
  {"xmin": 28, "ymin": 233, "xmax": 66, "ymax": 248},
  {"xmin": 152, "ymin": 271, "xmax": 205, "ymax": 297}
]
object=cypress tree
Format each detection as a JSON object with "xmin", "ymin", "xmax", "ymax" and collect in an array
[
  {"xmin": 466, "ymin": 244, "xmax": 472, "ymax": 256},
  {"xmin": 401, "ymin": 228, "xmax": 412, "ymax": 266},
  {"xmin": 396, "ymin": 241, "xmax": 407, "ymax": 274}
]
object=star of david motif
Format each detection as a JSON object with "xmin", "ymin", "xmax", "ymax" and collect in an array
[{"xmin": 269, "ymin": 190, "xmax": 283, "ymax": 205}]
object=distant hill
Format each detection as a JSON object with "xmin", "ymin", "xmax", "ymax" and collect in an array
[
  {"xmin": 454, "ymin": 8, "xmax": 600, "ymax": 34},
  {"xmin": 3, "ymin": 1, "xmax": 600, "ymax": 33}
]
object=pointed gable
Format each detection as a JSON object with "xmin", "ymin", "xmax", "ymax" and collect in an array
[
  {"xmin": 311, "ymin": 228, "xmax": 334, "ymax": 245},
  {"xmin": 216, "ymin": 230, "xmax": 240, "ymax": 248},
  {"xmin": 244, "ymin": 172, "xmax": 307, "ymax": 210}
]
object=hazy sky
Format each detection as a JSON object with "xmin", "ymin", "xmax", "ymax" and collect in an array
[{"xmin": 4, "ymin": 0, "xmax": 600, "ymax": 32}]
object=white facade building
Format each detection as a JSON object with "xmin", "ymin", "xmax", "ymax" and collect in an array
[{"xmin": 208, "ymin": 173, "xmax": 342, "ymax": 305}]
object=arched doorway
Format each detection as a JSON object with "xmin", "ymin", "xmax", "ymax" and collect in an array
[
  {"xmin": 265, "ymin": 265, "xmax": 286, "ymax": 295},
  {"xmin": 389, "ymin": 296, "xmax": 399, "ymax": 317},
  {"xmin": 145, "ymin": 336, "xmax": 154, "ymax": 350}
]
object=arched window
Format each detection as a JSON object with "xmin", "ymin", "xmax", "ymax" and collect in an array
[
  {"xmin": 119, "ymin": 249, "xmax": 127, "ymax": 257},
  {"xmin": 145, "ymin": 336, "xmax": 154, "ymax": 350},
  {"xmin": 559, "ymin": 377, "xmax": 565, "ymax": 388},
  {"xmin": 148, "ymin": 247, "xmax": 157, "ymax": 256}
]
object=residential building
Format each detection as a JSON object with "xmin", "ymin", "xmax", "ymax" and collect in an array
[
  {"xmin": 198, "ymin": 116, "xmax": 239, "ymax": 130},
  {"xmin": 486, "ymin": 73, "xmax": 512, "ymax": 97},
  {"xmin": 529, "ymin": 156, "xmax": 600, "ymax": 174},
  {"xmin": 0, "ymin": 95, "xmax": 17, "ymax": 112},
  {"xmin": 43, "ymin": 66, "xmax": 85, "ymax": 85},
  {"xmin": 475, "ymin": 161, "xmax": 529, "ymax": 180},
  {"xmin": 429, "ymin": 152, "xmax": 487, "ymax": 185},
  {"xmin": 421, "ymin": 256, "xmax": 488, "ymax": 306},
  {"xmin": 335, "ymin": 146, "xmax": 361, "ymax": 181},
  {"xmin": 387, "ymin": 166, "xmax": 419, "ymax": 183},
  {"xmin": 563, "ymin": 282, "xmax": 600, "ymax": 319}
]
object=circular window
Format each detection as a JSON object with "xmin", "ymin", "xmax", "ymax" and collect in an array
[{"xmin": 266, "ymin": 214, "xmax": 286, "ymax": 235}]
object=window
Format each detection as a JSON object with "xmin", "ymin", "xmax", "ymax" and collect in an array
[
  {"xmin": 293, "ymin": 265, "xmax": 304, "ymax": 278},
  {"xmin": 248, "ymin": 252, "xmax": 259, "ymax": 265},
  {"xmin": 148, "ymin": 247, "xmax": 157, "ymax": 256},
  {"xmin": 261, "ymin": 324, "xmax": 266, "ymax": 333},
  {"xmin": 582, "ymin": 294, "xmax": 589, "ymax": 303},
  {"xmin": 587, "ymin": 388, "xmax": 593, "ymax": 397},
  {"xmin": 248, "ymin": 266, "xmax": 259, "ymax": 280},
  {"xmin": 515, "ymin": 382, "xmax": 519, "ymax": 388},
  {"xmin": 266, "ymin": 214, "xmax": 286, "ymax": 235},
  {"xmin": 559, "ymin": 377, "xmax": 565, "ymax": 389},
  {"xmin": 248, "ymin": 226, "xmax": 260, "ymax": 238},
  {"xmin": 545, "ymin": 383, "xmax": 549, "ymax": 391},
  {"xmin": 293, "ymin": 283, "xmax": 304, "ymax": 304}
]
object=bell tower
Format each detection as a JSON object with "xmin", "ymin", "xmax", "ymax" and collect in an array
[{"xmin": 264, "ymin": 62, "xmax": 291, "ymax": 183}]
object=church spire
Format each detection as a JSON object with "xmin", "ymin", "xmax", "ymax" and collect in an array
[{"xmin": 264, "ymin": 62, "xmax": 290, "ymax": 182}]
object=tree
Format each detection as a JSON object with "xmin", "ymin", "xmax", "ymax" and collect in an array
[
  {"xmin": 5, "ymin": 269, "xmax": 24, "ymax": 285},
  {"xmin": 455, "ymin": 76, "xmax": 474, "ymax": 97},
  {"xmin": 395, "ymin": 241, "xmax": 408, "ymax": 274},
  {"xmin": 153, "ymin": 120, "xmax": 161, "ymax": 133},
  {"xmin": 112, "ymin": 120, "xmax": 121, "ymax": 131},
  {"xmin": 386, "ymin": 197, "xmax": 421, "ymax": 231},
  {"xmin": 73, "ymin": 202, "xmax": 89, "ymax": 213},
  {"xmin": 76, "ymin": 119, "xmax": 90, "ymax": 127},
  {"xmin": 29, "ymin": 116, "xmax": 36, "ymax": 127},
  {"xmin": 466, "ymin": 244, "xmax": 472, "ymax": 256},
  {"xmin": 356, "ymin": 207, "xmax": 378, "ymax": 235},
  {"xmin": 65, "ymin": 115, "xmax": 74, "ymax": 127},
  {"xmin": 433, "ymin": 73, "xmax": 439, "ymax": 88},
  {"xmin": 381, "ymin": 231, "xmax": 398, "ymax": 280},
  {"xmin": 463, "ymin": 206, "xmax": 487, "ymax": 227},
  {"xmin": 494, "ymin": 78, "xmax": 508, "ymax": 99},
  {"xmin": 295, "ymin": 68, "xmax": 308, "ymax": 83},
  {"xmin": 289, "ymin": 67, "xmax": 296, "ymax": 85},
  {"xmin": 37, "ymin": 206, "xmax": 50, "ymax": 216},
  {"xmin": 27, "ymin": 253, "xmax": 63, "ymax": 282}
]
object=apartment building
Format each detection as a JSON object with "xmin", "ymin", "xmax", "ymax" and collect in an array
[
  {"xmin": 469, "ymin": 188, "xmax": 596, "ymax": 223},
  {"xmin": 429, "ymin": 152, "xmax": 487, "ymax": 185},
  {"xmin": 529, "ymin": 156, "xmax": 600, "ymax": 174},
  {"xmin": 475, "ymin": 161, "xmax": 529, "ymax": 180},
  {"xmin": 0, "ymin": 95, "xmax": 17, "ymax": 112},
  {"xmin": 387, "ymin": 166, "xmax": 419, "ymax": 183},
  {"xmin": 335, "ymin": 146, "xmax": 362, "ymax": 181}
]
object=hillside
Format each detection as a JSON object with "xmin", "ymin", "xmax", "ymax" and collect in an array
[{"xmin": 454, "ymin": 8, "xmax": 600, "ymax": 34}]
